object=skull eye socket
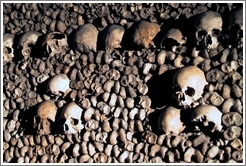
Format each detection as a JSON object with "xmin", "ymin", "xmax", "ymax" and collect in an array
[
  {"xmin": 4, "ymin": 47, "xmax": 13, "ymax": 54},
  {"xmin": 185, "ymin": 87, "xmax": 195, "ymax": 97},
  {"xmin": 71, "ymin": 118, "xmax": 79, "ymax": 125},
  {"xmin": 197, "ymin": 30, "xmax": 207, "ymax": 40},
  {"xmin": 212, "ymin": 29, "xmax": 221, "ymax": 36}
]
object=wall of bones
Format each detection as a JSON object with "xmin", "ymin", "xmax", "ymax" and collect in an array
[{"xmin": 2, "ymin": 3, "xmax": 244, "ymax": 163}]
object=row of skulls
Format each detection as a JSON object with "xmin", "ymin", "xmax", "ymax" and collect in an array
[{"xmin": 3, "ymin": 7, "xmax": 243, "ymax": 62}]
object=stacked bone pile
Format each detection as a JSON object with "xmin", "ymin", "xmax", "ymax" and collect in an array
[{"xmin": 2, "ymin": 3, "xmax": 243, "ymax": 163}]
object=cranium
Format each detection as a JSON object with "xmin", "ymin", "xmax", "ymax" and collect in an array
[
  {"xmin": 172, "ymin": 66, "xmax": 208, "ymax": 108},
  {"xmin": 228, "ymin": 6, "xmax": 243, "ymax": 47},
  {"xmin": 60, "ymin": 102, "xmax": 84, "ymax": 134},
  {"xmin": 160, "ymin": 28, "xmax": 187, "ymax": 54},
  {"xmin": 47, "ymin": 74, "xmax": 71, "ymax": 99},
  {"xmin": 194, "ymin": 11, "xmax": 223, "ymax": 50},
  {"xmin": 41, "ymin": 32, "xmax": 69, "ymax": 57},
  {"xmin": 158, "ymin": 106, "xmax": 186, "ymax": 135},
  {"xmin": 191, "ymin": 104, "xmax": 223, "ymax": 132},
  {"xmin": 16, "ymin": 31, "xmax": 42, "ymax": 59},
  {"xmin": 103, "ymin": 24, "xmax": 125, "ymax": 52},
  {"xmin": 3, "ymin": 33, "xmax": 15, "ymax": 63},
  {"xmin": 33, "ymin": 100, "xmax": 58, "ymax": 135},
  {"xmin": 130, "ymin": 20, "xmax": 161, "ymax": 48},
  {"xmin": 73, "ymin": 23, "xmax": 99, "ymax": 53}
]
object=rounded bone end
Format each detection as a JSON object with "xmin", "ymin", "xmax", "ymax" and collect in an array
[{"xmin": 158, "ymin": 106, "xmax": 185, "ymax": 135}]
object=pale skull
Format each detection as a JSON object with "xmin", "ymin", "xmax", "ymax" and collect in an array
[
  {"xmin": 41, "ymin": 32, "xmax": 69, "ymax": 57},
  {"xmin": 73, "ymin": 23, "xmax": 99, "ymax": 53},
  {"xmin": 60, "ymin": 102, "xmax": 84, "ymax": 134},
  {"xmin": 194, "ymin": 11, "xmax": 223, "ymax": 50},
  {"xmin": 228, "ymin": 6, "xmax": 243, "ymax": 47},
  {"xmin": 47, "ymin": 74, "xmax": 71, "ymax": 99},
  {"xmin": 172, "ymin": 66, "xmax": 208, "ymax": 108},
  {"xmin": 160, "ymin": 28, "xmax": 187, "ymax": 54},
  {"xmin": 33, "ymin": 100, "xmax": 58, "ymax": 135},
  {"xmin": 17, "ymin": 31, "xmax": 42, "ymax": 59},
  {"xmin": 191, "ymin": 104, "xmax": 223, "ymax": 132},
  {"xmin": 158, "ymin": 106, "xmax": 186, "ymax": 135},
  {"xmin": 103, "ymin": 24, "xmax": 125, "ymax": 52},
  {"xmin": 3, "ymin": 33, "xmax": 15, "ymax": 63}
]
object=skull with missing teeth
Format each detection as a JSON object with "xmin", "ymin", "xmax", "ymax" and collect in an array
[
  {"xmin": 194, "ymin": 11, "xmax": 223, "ymax": 50},
  {"xmin": 60, "ymin": 102, "xmax": 84, "ymax": 134},
  {"xmin": 172, "ymin": 66, "xmax": 208, "ymax": 108}
]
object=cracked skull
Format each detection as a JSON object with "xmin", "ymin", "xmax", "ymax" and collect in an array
[
  {"xmin": 41, "ymin": 32, "xmax": 69, "ymax": 57},
  {"xmin": 172, "ymin": 66, "xmax": 208, "ymax": 108},
  {"xmin": 33, "ymin": 100, "xmax": 58, "ymax": 135},
  {"xmin": 194, "ymin": 11, "xmax": 223, "ymax": 50},
  {"xmin": 160, "ymin": 28, "xmax": 187, "ymax": 54},
  {"xmin": 191, "ymin": 104, "xmax": 223, "ymax": 132},
  {"xmin": 228, "ymin": 6, "xmax": 243, "ymax": 47},
  {"xmin": 60, "ymin": 102, "xmax": 84, "ymax": 134},
  {"xmin": 3, "ymin": 33, "xmax": 15, "ymax": 62},
  {"xmin": 47, "ymin": 74, "xmax": 71, "ymax": 99},
  {"xmin": 17, "ymin": 31, "xmax": 42, "ymax": 59}
]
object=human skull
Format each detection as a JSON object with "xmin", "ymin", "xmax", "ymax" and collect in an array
[
  {"xmin": 103, "ymin": 24, "xmax": 125, "ymax": 52},
  {"xmin": 131, "ymin": 20, "xmax": 161, "ymax": 48},
  {"xmin": 160, "ymin": 28, "xmax": 187, "ymax": 54},
  {"xmin": 47, "ymin": 74, "xmax": 71, "ymax": 99},
  {"xmin": 33, "ymin": 100, "xmax": 58, "ymax": 135},
  {"xmin": 191, "ymin": 104, "xmax": 223, "ymax": 132},
  {"xmin": 194, "ymin": 11, "xmax": 223, "ymax": 50},
  {"xmin": 158, "ymin": 106, "xmax": 186, "ymax": 135},
  {"xmin": 172, "ymin": 66, "xmax": 208, "ymax": 108},
  {"xmin": 228, "ymin": 6, "xmax": 243, "ymax": 47},
  {"xmin": 60, "ymin": 102, "xmax": 84, "ymax": 134},
  {"xmin": 3, "ymin": 33, "xmax": 15, "ymax": 62},
  {"xmin": 41, "ymin": 32, "xmax": 69, "ymax": 57},
  {"xmin": 73, "ymin": 23, "xmax": 99, "ymax": 53},
  {"xmin": 17, "ymin": 31, "xmax": 42, "ymax": 59}
]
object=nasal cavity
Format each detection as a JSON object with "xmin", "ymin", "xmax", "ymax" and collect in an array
[{"xmin": 64, "ymin": 124, "xmax": 69, "ymax": 131}]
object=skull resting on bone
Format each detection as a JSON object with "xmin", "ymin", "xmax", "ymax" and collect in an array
[
  {"xmin": 33, "ymin": 100, "xmax": 58, "ymax": 135},
  {"xmin": 191, "ymin": 104, "xmax": 223, "ymax": 132},
  {"xmin": 41, "ymin": 32, "xmax": 69, "ymax": 57},
  {"xmin": 228, "ymin": 6, "xmax": 243, "ymax": 47},
  {"xmin": 172, "ymin": 65, "xmax": 208, "ymax": 108},
  {"xmin": 158, "ymin": 106, "xmax": 186, "ymax": 135},
  {"xmin": 73, "ymin": 23, "xmax": 99, "ymax": 53},
  {"xmin": 3, "ymin": 33, "xmax": 15, "ymax": 63},
  {"xmin": 103, "ymin": 24, "xmax": 125, "ymax": 52},
  {"xmin": 60, "ymin": 102, "xmax": 84, "ymax": 134},
  {"xmin": 47, "ymin": 74, "xmax": 71, "ymax": 99},
  {"xmin": 160, "ymin": 28, "xmax": 187, "ymax": 54},
  {"xmin": 130, "ymin": 20, "xmax": 161, "ymax": 49},
  {"xmin": 194, "ymin": 11, "xmax": 223, "ymax": 50},
  {"xmin": 17, "ymin": 31, "xmax": 42, "ymax": 59}
]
